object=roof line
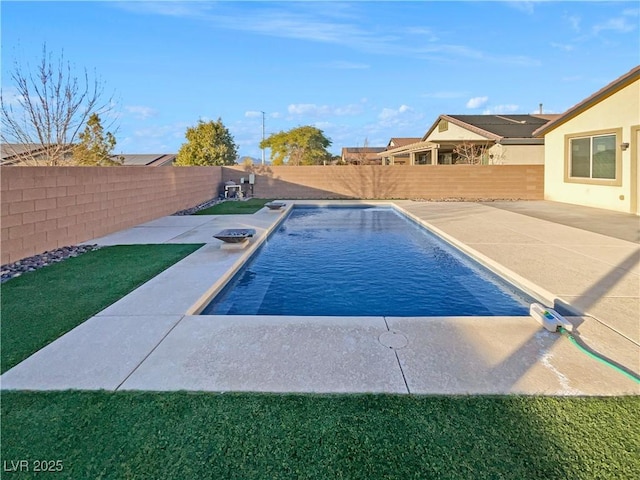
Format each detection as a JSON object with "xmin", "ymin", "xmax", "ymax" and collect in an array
[
  {"xmin": 439, "ymin": 115, "xmax": 503, "ymax": 141},
  {"xmin": 533, "ymin": 65, "xmax": 640, "ymax": 137}
]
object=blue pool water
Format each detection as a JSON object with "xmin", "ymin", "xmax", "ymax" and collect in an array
[{"xmin": 201, "ymin": 207, "xmax": 534, "ymax": 316}]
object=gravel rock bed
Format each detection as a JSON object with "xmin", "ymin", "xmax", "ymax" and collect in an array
[
  {"xmin": 1, "ymin": 245, "xmax": 101, "ymax": 283},
  {"xmin": 172, "ymin": 197, "xmax": 222, "ymax": 216}
]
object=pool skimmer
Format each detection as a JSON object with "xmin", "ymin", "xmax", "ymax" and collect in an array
[{"xmin": 530, "ymin": 303, "xmax": 573, "ymax": 333}]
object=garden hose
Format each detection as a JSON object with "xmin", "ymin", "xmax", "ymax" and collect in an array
[{"xmin": 558, "ymin": 326, "xmax": 640, "ymax": 384}]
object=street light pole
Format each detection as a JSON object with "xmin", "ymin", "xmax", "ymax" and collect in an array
[{"xmin": 261, "ymin": 111, "xmax": 265, "ymax": 165}]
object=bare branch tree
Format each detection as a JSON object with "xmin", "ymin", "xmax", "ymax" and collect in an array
[
  {"xmin": 354, "ymin": 138, "xmax": 370, "ymax": 165},
  {"xmin": 1, "ymin": 45, "xmax": 116, "ymax": 166},
  {"xmin": 453, "ymin": 141, "xmax": 492, "ymax": 165}
]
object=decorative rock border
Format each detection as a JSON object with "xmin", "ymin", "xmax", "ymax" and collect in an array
[
  {"xmin": 2, "ymin": 197, "xmax": 223, "ymax": 283},
  {"xmin": 1, "ymin": 245, "xmax": 101, "ymax": 284},
  {"xmin": 172, "ymin": 197, "xmax": 222, "ymax": 216}
]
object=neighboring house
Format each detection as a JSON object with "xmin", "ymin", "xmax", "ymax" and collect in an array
[
  {"xmin": 379, "ymin": 115, "xmax": 559, "ymax": 165},
  {"xmin": 533, "ymin": 65, "xmax": 640, "ymax": 215},
  {"xmin": 380, "ymin": 138, "xmax": 421, "ymax": 165},
  {"xmin": 116, "ymin": 154, "xmax": 176, "ymax": 166},
  {"xmin": 0, "ymin": 143, "xmax": 74, "ymax": 165},
  {"xmin": 0, "ymin": 144, "xmax": 176, "ymax": 166},
  {"xmin": 341, "ymin": 146, "xmax": 386, "ymax": 165}
]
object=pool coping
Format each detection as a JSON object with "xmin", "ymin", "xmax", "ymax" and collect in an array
[{"xmin": 1, "ymin": 200, "xmax": 637, "ymax": 395}]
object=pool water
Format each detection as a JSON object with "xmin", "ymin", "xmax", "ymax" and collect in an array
[{"xmin": 201, "ymin": 207, "xmax": 534, "ymax": 316}]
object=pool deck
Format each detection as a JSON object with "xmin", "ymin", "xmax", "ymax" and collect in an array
[{"xmin": 1, "ymin": 200, "xmax": 638, "ymax": 395}]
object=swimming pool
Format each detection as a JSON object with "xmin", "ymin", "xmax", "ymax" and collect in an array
[{"xmin": 200, "ymin": 206, "xmax": 535, "ymax": 316}]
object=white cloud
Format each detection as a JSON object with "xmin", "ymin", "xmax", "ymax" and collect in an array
[
  {"xmin": 244, "ymin": 111, "xmax": 264, "ymax": 118},
  {"xmin": 125, "ymin": 105, "xmax": 157, "ymax": 120},
  {"xmin": 566, "ymin": 14, "xmax": 581, "ymax": 32},
  {"xmin": 506, "ymin": 1, "xmax": 536, "ymax": 14},
  {"xmin": 0, "ymin": 86, "xmax": 25, "ymax": 107},
  {"xmin": 377, "ymin": 104, "xmax": 423, "ymax": 128},
  {"xmin": 114, "ymin": 2, "xmax": 540, "ymax": 67},
  {"xmin": 422, "ymin": 91, "xmax": 467, "ymax": 99},
  {"xmin": 287, "ymin": 103, "xmax": 363, "ymax": 117},
  {"xmin": 405, "ymin": 26, "xmax": 438, "ymax": 41},
  {"xmin": 466, "ymin": 96, "xmax": 489, "ymax": 109},
  {"xmin": 550, "ymin": 42, "xmax": 574, "ymax": 52},
  {"xmin": 593, "ymin": 16, "xmax": 636, "ymax": 34},
  {"xmin": 288, "ymin": 104, "xmax": 330, "ymax": 116},
  {"xmin": 482, "ymin": 104, "xmax": 519, "ymax": 115},
  {"xmin": 113, "ymin": 2, "xmax": 213, "ymax": 18}
]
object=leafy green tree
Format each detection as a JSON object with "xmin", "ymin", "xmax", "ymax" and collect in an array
[
  {"xmin": 72, "ymin": 113, "xmax": 123, "ymax": 166},
  {"xmin": 175, "ymin": 118, "xmax": 238, "ymax": 166},
  {"xmin": 259, "ymin": 126, "xmax": 332, "ymax": 165}
]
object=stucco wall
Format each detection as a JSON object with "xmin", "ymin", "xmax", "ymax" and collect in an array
[
  {"xmin": 1, "ymin": 166, "xmax": 222, "ymax": 264},
  {"xmin": 543, "ymin": 79, "xmax": 640, "ymax": 213},
  {"xmin": 223, "ymin": 164, "xmax": 543, "ymax": 201},
  {"xmin": 426, "ymin": 122, "xmax": 488, "ymax": 142}
]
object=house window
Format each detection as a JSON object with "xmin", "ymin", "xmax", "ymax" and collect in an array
[
  {"xmin": 438, "ymin": 120, "xmax": 448, "ymax": 132},
  {"xmin": 564, "ymin": 129, "xmax": 622, "ymax": 186},
  {"xmin": 416, "ymin": 151, "xmax": 432, "ymax": 165}
]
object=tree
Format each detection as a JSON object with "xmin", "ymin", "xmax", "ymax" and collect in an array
[
  {"xmin": 175, "ymin": 118, "xmax": 238, "ymax": 166},
  {"xmin": 72, "ymin": 113, "xmax": 122, "ymax": 166},
  {"xmin": 452, "ymin": 141, "xmax": 493, "ymax": 165},
  {"xmin": 0, "ymin": 45, "xmax": 115, "ymax": 166},
  {"xmin": 240, "ymin": 156, "xmax": 257, "ymax": 167},
  {"xmin": 259, "ymin": 126, "xmax": 332, "ymax": 165}
]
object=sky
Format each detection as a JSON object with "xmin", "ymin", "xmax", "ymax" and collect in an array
[{"xmin": 2, "ymin": 1, "xmax": 639, "ymax": 160}]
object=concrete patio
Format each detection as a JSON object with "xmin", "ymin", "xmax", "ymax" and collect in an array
[{"xmin": 1, "ymin": 200, "xmax": 638, "ymax": 395}]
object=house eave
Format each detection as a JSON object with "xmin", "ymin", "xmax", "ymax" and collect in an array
[{"xmin": 533, "ymin": 65, "xmax": 640, "ymax": 138}]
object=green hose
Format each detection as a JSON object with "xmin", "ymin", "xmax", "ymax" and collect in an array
[{"xmin": 558, "ymin": 326, "xmax": 640, "ymax": 384}]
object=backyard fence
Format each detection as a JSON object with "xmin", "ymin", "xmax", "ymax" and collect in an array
[
  {"xmin": 2, "ymin": 164, "xmax": 543, "ymax": 264},
  {"xmin": 222, "ymin": 164, "xmax": 544, "ymax": 201},
  {"xmin": 1, "ymin": 166, "xmax": 221, "ymax": 264}
]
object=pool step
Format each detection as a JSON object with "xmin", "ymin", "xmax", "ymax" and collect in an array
[{"xmin": 223, "ymin": 275, "xmax": 274, "ymax": 315}]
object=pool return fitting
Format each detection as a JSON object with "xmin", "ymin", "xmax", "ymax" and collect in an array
[{"xmin": 530, "ymin": 303, "xmax": 640, "ymax": 384}]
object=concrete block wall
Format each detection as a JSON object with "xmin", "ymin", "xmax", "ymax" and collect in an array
[
  {"xmin": 1, "ymin": 166, "xmax": 222, "ymax": 264},
  {"xmin": 222, "ymin": 165, "xmax": 544, "ymax": 201}
]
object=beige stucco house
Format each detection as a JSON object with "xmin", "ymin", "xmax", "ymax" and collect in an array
[
  {"xmin": 533, "ymin": 65, "xmax": 640, "ymax": 215},
  {"xmin": 380, "ymin": 138, "xmax": 421, "ymax": 165},
  {"xmin": 1, "ymin": 143, "xmax": 176, "ymax": 167},
  {"xmin": 341, "ymin": 146, "xmax": 386, "ymax": 165},
  {"xmin": 380, "ymin": 115, "xmax": 557, "ymax": 166}
]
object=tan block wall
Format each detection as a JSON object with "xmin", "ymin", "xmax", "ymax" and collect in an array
[
  {"xmin": 223, "ymin": 165, "xmax": 544, "ymax": 201},
  {"xmin": 1, "ymin": 166, "xmax": 222, "ymax": 264}
]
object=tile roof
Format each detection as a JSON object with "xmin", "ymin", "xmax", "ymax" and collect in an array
[
  {"xmin": 116, "ymin": 154, "xmax": 176, "ymax": 166},
  {"xmin": 444, "ymin": 114, "xmax": 552, "ymax": 140},
  {"xmin": 0, "ymin": 144, "xmax": 176, "ymax": 166},
  {"xmin": 341, "ymin": 147, "xmax": 386, "ymax": 154},
  {"xmin": 387, "ymin": 138, "xmax": 421, "ymax": 148}
]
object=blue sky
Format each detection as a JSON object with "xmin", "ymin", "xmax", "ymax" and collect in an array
[{"xmin": 2, "ymin": 1, "xmax": 639, "ymax": 159}]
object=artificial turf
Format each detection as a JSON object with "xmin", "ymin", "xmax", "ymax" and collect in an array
[
  {"xmin": 0, "ymin": 244, "xmax": 203, "ymax": 373},
  {"xmin": 194, "ymin": 198, "xmax": 273, "ymax": 215},
  {"xmin": 1, "ymin": 391, "xmax": 638, "ymax": 479},
  {"xmin": 2, "ymin": 239, "xmax": 638, "ymax": 479}
]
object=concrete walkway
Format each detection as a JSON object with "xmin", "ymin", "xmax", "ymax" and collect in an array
[{"xmin": 1, "ymin": 201, "xmax": 638, "ymax": 395}]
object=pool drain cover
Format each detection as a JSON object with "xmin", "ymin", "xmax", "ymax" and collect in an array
[{"xmin": 379, "ymin": 331, "xmax": 408, "ymax": 349}]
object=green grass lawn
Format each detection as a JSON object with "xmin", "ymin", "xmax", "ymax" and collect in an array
[
  {"xmin": 194, "ymin": 198, "xmax": 273, "ymax": 215},
  {"xmin": 2, "ymin": 242, "xmax": 639, "ymax": 479},
  {"xmin": 1, "ymin": 244, "xmax": 203, "ymax": 373},
  {"xmin": 1, "ymin": 391, "xmax": 638, "ymax": 479}
]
